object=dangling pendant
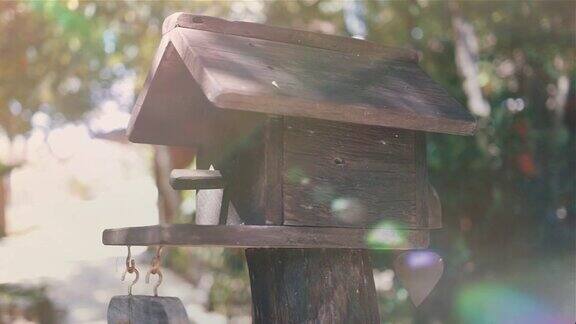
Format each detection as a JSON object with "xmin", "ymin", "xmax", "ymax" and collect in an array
[
  {"xmin": 107, "ymin": 246, "xmax": 190, "ymax": 324},
  {"xmin": 393, "ymin": 250, "xmax": 444, "ymax": 307}
]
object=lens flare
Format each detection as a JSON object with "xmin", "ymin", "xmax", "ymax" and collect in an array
[
  {"xmin": 331, "ymin": 197, "xmax": 366, "ymax": 224},
  {"xmin": 456, "ymin": 283, "xmax": 570, "ymax": 324},
  {"xmin": 366, "ymin": 221, "xmax": 406, "ymax": 249},
  {"xmin": 404, "ymin": 250, "xmax": 439, "ymax": 269}
]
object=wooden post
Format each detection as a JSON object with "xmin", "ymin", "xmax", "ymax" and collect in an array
[{"xmin": 245, "ymin": 248, "xmax": 380, "ymax": 324}]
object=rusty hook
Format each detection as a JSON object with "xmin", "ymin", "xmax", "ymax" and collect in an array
[
  {"xmin": 146, "ymin": 246, "xmax": 164, "ymax": 296},
  {"xmin": 121, "ymin": 246, "xmax": 139, "ymax": 295}
]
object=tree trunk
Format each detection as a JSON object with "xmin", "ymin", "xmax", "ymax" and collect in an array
[
  {"xmin": 154, "ymin": 145, "xmax": 181, "ymax": 225},
  {"xmin": 449, "ymin": 1, "xmax": 490, "ymax": 118},
  {"xmin": 153, "ymin": 146, "xmax": 196, "ymax": 225},
  {"xmin": 245, "ymin": 248, "xmax": 380, "ymax": 324}
]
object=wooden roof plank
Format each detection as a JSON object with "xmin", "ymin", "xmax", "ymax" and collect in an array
[
  {"xmin": 172, "ymin": 27, "xmax": 476, "ymax": 135},
  {"xmin": 128, "ymin": 14, "xmax": 477, "ymax": 143},
  {"xmin": 127, "ymin": 31, "xmax": 212, "ymax": 146},
  {"xmin": 162, "ymin": 13, "xmax": 418, "ymax": 62}
]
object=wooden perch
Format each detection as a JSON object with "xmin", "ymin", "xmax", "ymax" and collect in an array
[
  {"xmin": 102, "ymin": 224, "xmax": 429, "ymax": 250},
  {"xmin": 169, "ymin": 169, "xmax": 225, "ymax": 190}
]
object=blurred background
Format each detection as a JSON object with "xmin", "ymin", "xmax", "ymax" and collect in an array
[{"xmin": 0, "ymin": 1, "xmax": 574, "ymax": 323}]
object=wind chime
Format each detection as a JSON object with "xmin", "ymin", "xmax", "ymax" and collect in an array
[
  {"xmin": 107, "ymin": 246, "xmax": 190, "ymax": 323},
  {"xmin": 102, "ymin": 12, "xmax": 476, "ymax": 323}
]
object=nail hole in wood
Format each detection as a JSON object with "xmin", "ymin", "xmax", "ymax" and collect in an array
[
  {"xmin": 334, "ymin": 157, "xmax": 345, "ymax": 165},
  {"xmin": 249, "ymin": 42, "xmax": 255, "ymax": 47},
  {"xmin": 192, "ymin": 16, "xmax": 204, "ymax": 23},
  {"xmin": 267, "ymin": 65, "xmax": 274, "ymax": 70}
]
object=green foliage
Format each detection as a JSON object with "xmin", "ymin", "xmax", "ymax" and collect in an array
[
  {"xmin": 264, "ymin": 1, "xmax": 575, "ymax": 321},
  {"xmin": 0, "ymin": 1, "xmax": 229, "ymax": 137},
  {"xmin": 164, "ymin": 247, "xmax": 251, "ymax": 317},
  {"xmin": 0, "ymin": 284, "xmax": 59, "ymax": 323},
  {"xmin": 424, "ymin": 1, "xmax": 572, "ymax": 320}
]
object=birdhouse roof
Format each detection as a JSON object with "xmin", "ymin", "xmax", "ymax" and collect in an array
[{"xmin": 128, "ymin": 13, "xmax": 476, "ymax": 146}]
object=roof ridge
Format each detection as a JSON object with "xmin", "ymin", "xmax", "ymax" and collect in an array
[{"xmin": 162, "ymin": 13, "xmax": 419, "ymax": 63}]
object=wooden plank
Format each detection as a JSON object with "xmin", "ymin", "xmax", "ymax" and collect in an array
[
  {"xmin": 284, "ymin": 118, "xmax": 416, "ymax": 169},
  {"xmin": 414, "ymin": 132, "xmax": 429, "ymax": 227},
  {"xmin": 102, "ymin": 224, "xmax": 429, "ymax": 250},
  {"xmin": 163, "ymin": 13, "xmax": 417, "ymax": 62},
  {"xmin": 245, "ymin": 248, "xmax": 380, "ymax": 323},
  {"xmin": 263, "ymin": 116, "xmax": 284, "ymax": 225},
  {"xmin": 169, "ymin": 169, "xmax": 224, "ymax": 190},
  {"xmin": 107, "ymin": 295, "xmax": 189, "ymax": 324},
  {"xmin": 168, "ymin": 27, "xmax": 476, "ymax": 135},
  {"xmin": 283, "ymin": 117, "xmax": 426, "ymax": 228}
]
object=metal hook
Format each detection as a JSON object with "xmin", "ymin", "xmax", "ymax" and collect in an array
[
  {"xmin": 121, "ymin": 246, "xmax": 139, "ymax": 295},
  {"xmin": 146, "ymin": 246, "xmax": 164, "ymax": 297}
]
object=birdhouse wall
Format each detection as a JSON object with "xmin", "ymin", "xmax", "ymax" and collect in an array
[
  {"xmin": 197, "ymin": 111, "xmax": 437, "ymax": 229},
  {"xmin": 282, "ymin": 118, "xmax": 430, "ymax": 229}
]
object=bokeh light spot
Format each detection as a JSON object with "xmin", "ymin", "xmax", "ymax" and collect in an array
[
  {"xmin": 456, "ymin": 283, "xmax": 569, "ymax": 324},
  {"xmin": 331, "ymin": 197, "xmax": 366, "ymax": 224},
  {"xmin": 366, "ymin": 221, "xmax": 405, "ymax": 249},
  {"xmin": 404, "ymin": 250, "xmax": 440, "ymax": 269}
]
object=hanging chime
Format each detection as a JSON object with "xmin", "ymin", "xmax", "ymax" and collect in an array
[{"xmin": 107, "ymin": 246, "xmax": 190, "ymax": 324}]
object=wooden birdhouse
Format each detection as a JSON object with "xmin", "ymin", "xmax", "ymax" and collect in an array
[{"xmin": 103, "ymin": 13, "xmax": 475, "ymax": 323}]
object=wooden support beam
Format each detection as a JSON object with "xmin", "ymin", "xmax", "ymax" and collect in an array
[
  {"xmin": 246, "ymin": 248, "xmax": 380, "ymax": 323},
  {"xmin": 102, "ymin": 224, "xmax": 429, "ymax": 250}
]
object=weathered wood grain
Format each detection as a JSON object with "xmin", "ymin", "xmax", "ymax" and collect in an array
[
  {"xmin": 162, "ymin": 13, "xmax": 417, "ymax": 62},
  {"xmin": 263, "ymin": 116, "xmax": 284, "ymax": 225},
  {"xmin": 127, "ymin": 38, "xmax": 209, "ymax": 147},
  {"xmin": 414, "ymin": 132, "xmax": 429, "ymax": 227},
  {"xmin": 129, "ymin": 19, "xmax": 476, "ymax": 147},
  {"xmin": 167, "ymin": 26, "xmax": 476, "ymax": 135},
  {"xmin": 102, "ymin": 224, "xmax": 429, "ymax": 250},
  {"xmin": 283, "ymin": 117, "xmax": 426, "ymax": 228},
  {"xmin": 107, "ymin": 295, "xmax": 189, "ymax": 324},
  {"xmin": 245, "ymin": 248, "xmax": 380, "ymax": 324}
]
